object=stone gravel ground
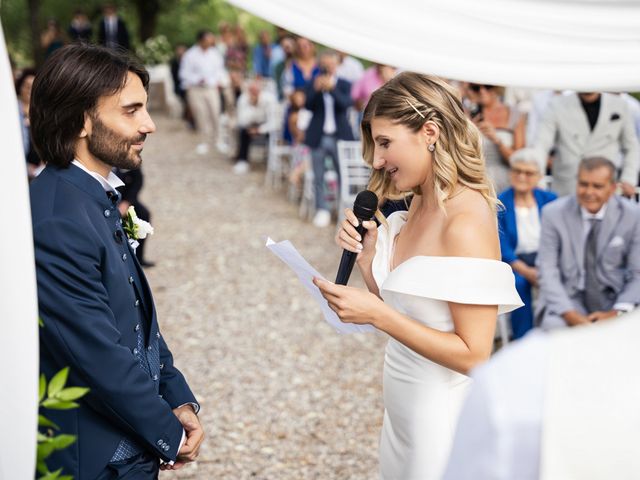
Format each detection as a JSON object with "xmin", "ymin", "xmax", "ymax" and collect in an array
[{"xmin": 140, "ymin": 115, "xmax": 386, "ymax": 479}]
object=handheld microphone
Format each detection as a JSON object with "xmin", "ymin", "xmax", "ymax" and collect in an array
[{"xmin": 335, "ymin": 190, "xmax": 378, "ymax": 285}]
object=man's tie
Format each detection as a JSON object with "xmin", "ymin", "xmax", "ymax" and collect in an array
[{"xmin": 584, "ymin": 218, "xmax": 603, "ymax": 313}]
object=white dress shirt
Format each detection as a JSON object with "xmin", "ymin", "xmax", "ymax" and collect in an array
[
  {"xmin": 179, "ymin": 45, "xmax": 227, "ymax": 90},
  {"xmin": 236, "ymin": 90, "xmax": 277, "ymax": 132},
  {"xmin": 514, "ymin": 206, "xmax": 541, "ymax": 254},
  {"xmin": 322, "ymin": 76, "xmax": 338, "ymax": 135},
  {"xmin": 336, "ymin": 55, "xmax": 364, "ymax": 84},
  {"xmin": 71, "ymin": 159, "xmax": 124, "ymax": 192}
]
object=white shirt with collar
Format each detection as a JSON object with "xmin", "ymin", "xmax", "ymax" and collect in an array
[
  {"xmin": 322, "ymin": 75, "xmax": 338, "ymax": 135},
  {"xmin": 71, "ymin": 159, "xmax": 124, "ymax": 193},
  {"xmin": 179, "ymin": 45, "xmax": 227, "ymax": 90}
]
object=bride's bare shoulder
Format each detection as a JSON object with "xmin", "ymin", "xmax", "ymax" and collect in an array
[{"xmin": 441, "ymin": 189, "xmax": 500, "ymax": 259}]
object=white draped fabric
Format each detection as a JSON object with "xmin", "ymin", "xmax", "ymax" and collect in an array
[
  {"xmin": 0, "ymin": 24, "xmax": 39, "ymax": 480},
  {"xmin": 228, "ymin": 0, "xmax": 640, "ymax": 91}
]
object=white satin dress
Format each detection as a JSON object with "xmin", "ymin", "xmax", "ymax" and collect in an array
[{"xmin": 373, "ymin": 211, "xmax": 522, "ymax": 480}]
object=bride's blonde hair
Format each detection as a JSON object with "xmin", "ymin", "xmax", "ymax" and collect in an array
[{"xmin": 361, "ymin": 72, "xmax": 498, "ymax": 213}]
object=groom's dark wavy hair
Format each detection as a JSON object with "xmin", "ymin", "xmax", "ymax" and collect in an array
[{"xmin": 30, "ymin": 44, "xmax": 149, "ymax": 168}]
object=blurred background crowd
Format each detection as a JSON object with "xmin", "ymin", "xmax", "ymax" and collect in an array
[{"xmin": 5, "ymin": 0, "xmax": 640, "ymax": 342}]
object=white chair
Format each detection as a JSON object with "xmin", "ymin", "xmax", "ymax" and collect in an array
[
  {"xmin": 337, "ymin": 140, "xmax": 371, "ymax": 223},
  {"xmin": 265, "ymin": 102, "xmax": 291, "ymax": 189}
]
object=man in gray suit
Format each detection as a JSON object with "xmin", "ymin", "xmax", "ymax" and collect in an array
[
  {"xmin": 533, "ymin": 92, "xmax": 639, "ymax": 197},
  {"xmin": 537, "ymin": 157, "xmax": 640, "ymax": 329}
]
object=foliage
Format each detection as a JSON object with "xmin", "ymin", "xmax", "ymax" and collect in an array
[
  {"xmin": 1, "ymin": 0, "xmax": 275, "ymax": 66},
  {"xmin": 37, "ymin": 343, "xmax": 89, "ymax": 479},
  {"xmin": 135, "ymin": 34, "xmax": 172, "ymax": 65}
]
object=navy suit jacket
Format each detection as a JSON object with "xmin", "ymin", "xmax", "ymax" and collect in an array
[
  {"xmin": 31, "ymin": 165, "xmax": 196, "ymax": 479},
  {"xmin": 304, "ymin": 77, "xmax": 354, "ymax": 148},
  {"xmin": 498, "ymin": 187, "xmax": 558, "ymax": 264},
  {"xmin": 98, "ymin": 17, "xmax": 130, "ymax": 50}
]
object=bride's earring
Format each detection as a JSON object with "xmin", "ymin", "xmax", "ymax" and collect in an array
[{"xmin": 428, "ymin": 144, "xmax": 435, "ymax": 152}]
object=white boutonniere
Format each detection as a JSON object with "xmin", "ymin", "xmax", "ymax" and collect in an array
[{"xmin": 122, "ymin": 206, "xmax": 154, "ymax": 251}]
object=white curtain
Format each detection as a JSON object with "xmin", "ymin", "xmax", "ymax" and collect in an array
[
  {"xmin": 228, "ymin": 0, "xmax": 640, "ymax": 91},
  {"xmin": 0, "ymin": 24, "xmax": 39, "ymax": 480}
]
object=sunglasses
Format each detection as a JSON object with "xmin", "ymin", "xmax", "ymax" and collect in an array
[{"xmin": 469, "ymin": 84, "xmax": 495, "ymax": 92}]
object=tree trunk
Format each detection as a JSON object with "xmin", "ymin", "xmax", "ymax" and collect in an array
[
  {"xmin": 135, "ymin": 0, "xmax": 161, "ymax": 42},
  {"xmin": 27, "ymin": 0, "xmax": 42, "ymax": 66}
]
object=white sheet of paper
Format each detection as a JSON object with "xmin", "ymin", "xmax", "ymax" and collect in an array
[{"xmin": 266, "ymin": 237, "xmax": 376, "ymax": 334}]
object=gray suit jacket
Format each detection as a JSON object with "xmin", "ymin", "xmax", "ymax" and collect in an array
[
  {"xmin": 534, "ymin": 93, "xmax": 639, "ymax": 196},
  {"xmin": 536, "ymin": 195, "xmax": 640, "ymax": 329}
]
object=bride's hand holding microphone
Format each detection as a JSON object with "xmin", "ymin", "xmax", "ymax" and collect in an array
[{"xmin": 313, "ymin": 206, "xmax": 388, "ymax": 327}]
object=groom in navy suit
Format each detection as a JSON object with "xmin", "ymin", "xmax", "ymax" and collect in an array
[{"xmin": 30, "ymin": 44, "xmax": 203, "ymax": 479}]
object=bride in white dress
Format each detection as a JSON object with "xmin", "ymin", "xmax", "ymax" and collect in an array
[{"xmin": 315, "ymin": 72, "xmax": 522, "ymax": 479}]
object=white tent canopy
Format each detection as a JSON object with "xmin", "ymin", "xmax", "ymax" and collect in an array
[
  {"xmin": 0, "ymin": 23, "xmax": 39, "ymax": 480},
  {"xmin": 228, "ymin": 0, "xmax": 640, "ymax": 91}
]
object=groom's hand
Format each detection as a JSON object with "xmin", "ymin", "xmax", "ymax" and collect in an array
[{"xmin": 173, "ymin": 404, "xmax": 204, "ymax": 466}]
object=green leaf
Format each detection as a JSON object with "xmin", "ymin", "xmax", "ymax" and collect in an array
[
  {"xmin": 50, "ymin": 434, "xmax": 76, "ymax": 451},
  {"xmin": 39, "ymin": 317, "xmax": 44, "ymax": 327},
  {"xmin": 38, "ymin": 415, "xmax": 59, "ymax": 430},
  {"xmin": 39, "ymin": 467, "xmax": 63, "ymax": 479},
  {"xmin": 36, "ymin": 458, "xmax": 50, "ymax": 475},
  {"xmin": 41, "ymin": 399, "xmax": 79, "ymax": 410},
  {"xmin": 47, "ymin": 368, "xmax": 69, "ymax": 399},
  {"xmin": 37, "ymin": 441, "xmax": 56, "ymax": 462},
  {"xmin": 58, "ymin": 476, "xmax": 74, "ymax": 480},
  {"xmin": 57, "ymin": 387, "xmax": 89, "ymax": 402},
  {"xmin": 37, "ymin": 432, "xmax": 51, "ymax": 443},
  {"xmin": 39, "ymin": 374, "xmax": 46, "ymax": 403}
]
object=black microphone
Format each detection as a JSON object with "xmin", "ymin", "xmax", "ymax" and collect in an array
[{"xmin": 335, "ymin": 190, "xmax": 378, "ymax": 285}]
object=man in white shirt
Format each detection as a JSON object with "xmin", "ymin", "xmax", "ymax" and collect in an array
[
  {"xmin": 536, "ymin": 157, "xmax": 640, "ymax": 329},
  {"xmin": 179, "ymin": 30, "xmax": 227, "ymax": 156},
  {"xmin": 336, "ymin": 51, "xmax": 364, "ymax": 85},
  {"xmin": 233, "ymin": 79, "xmax": 277, "ymax": 174}
]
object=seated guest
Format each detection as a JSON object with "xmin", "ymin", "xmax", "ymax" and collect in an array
[
  {"xmin": 498, "ymin": 148, "xmax": 557, "ymax": 339},
  {"xmin": 537, "ymin": 157, "xmax": 640, "ymax": 329},
  {"xmin": 233, "ymin": 78, "xmax": 277, "ymax": 174}
]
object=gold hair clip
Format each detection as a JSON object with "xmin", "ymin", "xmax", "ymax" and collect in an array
[{"xmin": 405, "ymin": 99, "xmax": 425, "ymax": 119}]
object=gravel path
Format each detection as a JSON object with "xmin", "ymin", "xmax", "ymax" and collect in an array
[{"xmin": 140, "ymin": 115, "xmax": 386, "ymax": 479}]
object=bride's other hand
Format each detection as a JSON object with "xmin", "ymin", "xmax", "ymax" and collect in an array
[
  {"xmin": 335, "ymin": 208, "xmax": 378, "ymax": 267},
  {"xmin": 313, "ymin": 278, "xmax": 386, "ymax": 326}
]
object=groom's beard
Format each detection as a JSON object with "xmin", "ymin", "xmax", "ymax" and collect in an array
[{"xmin": 88, "ymin": 116, "xmax": 146, "ymax": 170}]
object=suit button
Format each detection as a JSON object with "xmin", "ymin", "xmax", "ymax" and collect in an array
[
  {"xmin": 134, "ymin": 324, "xmax": 140, "ymax": 332},
  {"xmin": 152, "ymin": 374, "xmax": 159, "ymax": 381},
  {"xmin": 133, "ymin": 347, "xmax": 139, "ymax": 355},
  {"xmin": 147, "ymin": 345, "xmax": 152, "ymax": 351},
  {"xmin": 156, "ymin": 332, "xmax": 161, "ymax": 339},
  {"xmin": 163, "ymin": 445, "xmax": 170, "ymax": 451},
  {"xmin": 129, "ymin": 276, "xmax": 134, "ymax": 284},
  {"xmin": 135, "ymin": 299, "xmax": 140, "ymax": 307},
  {"xmin": 122, "ymin": 253, "xmax": 127, "ymax": 261},
  {"xmin": 104, "ymin": 209, "xmax": 111, "ymax": 217},
  {"xmin": 159, "ymin": 363, "xmax": 164, "ymax": 370},
  {"xmin": 157, "ymin": 439, "xmax": 163, "ymax": 446}
]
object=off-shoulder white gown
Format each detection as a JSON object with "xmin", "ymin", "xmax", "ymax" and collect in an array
[{"xmin": 373, "ymin": 211, "xmax": 522, "ymax": 480}]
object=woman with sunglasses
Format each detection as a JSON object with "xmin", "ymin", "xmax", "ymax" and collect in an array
[
  {"xmin": 467, "ymin": 83, "xmax": 526, "ymax": 193},
  {"xmin": 498, "ymin": 148, "xmax": 557, "ymax": 339}
]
